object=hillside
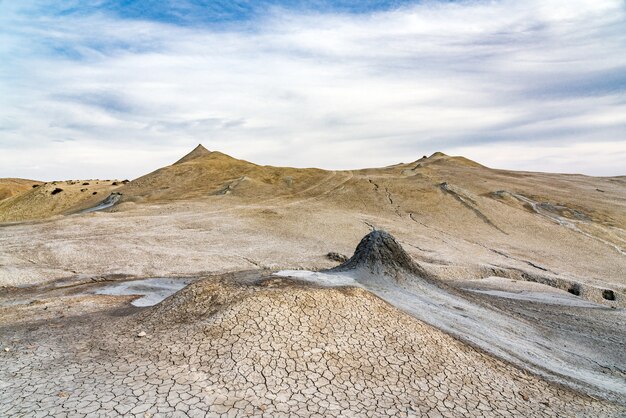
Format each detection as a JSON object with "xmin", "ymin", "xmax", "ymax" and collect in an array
[
  {"xmin": 0, "ymin": 179, "xmax": 123, "ymax": 223},
  {"xmin": 118, "ymin": 145, "xmax": 330, "ymax": 202},
  {"xmin": 1, "ymin": 145, "xmax": 625, "ymax": 293},
  {"xmin": 0, "ymin": 178, "xmax": 41, "ymax": 202},
  {"xmin": 115, "ymin": 147, "xmax": 626, "ymax": 240}
]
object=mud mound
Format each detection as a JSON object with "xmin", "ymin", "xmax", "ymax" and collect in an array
[
  {"xmin": 112, "ymin": 274, "xmax": 621, "ymax": 417},
  {"xmin": 331, "ymin": 230, "xmax": 432, "ymax": 281},
  {"xmin": 139, "ymin": 277, "xmax": 255, "ymax": 326}
]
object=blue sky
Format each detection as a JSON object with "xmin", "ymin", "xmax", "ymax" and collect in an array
[
  {"xmin": 52, "ymin": 1, "xmax": 420, "ymax": 23},
  {"xmin": 1, "ymin": 0, "xmax": 625, "ymax": 179}
]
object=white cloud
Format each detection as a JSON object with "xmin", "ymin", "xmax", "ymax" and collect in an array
[
  {"xmin": 0, "ymin": 0, "xmax": 625, "ymax": 180},
  {"xmin": 451, "ymin": 140, "xmax": 626, "ymax": 176}
]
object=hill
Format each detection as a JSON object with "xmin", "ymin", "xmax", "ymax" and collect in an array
[
  {"xmin": 1, "ymin": 145, "xmax": 624, "ymax": 293},
  {"xmin": 118, "ymin": 148, "xmax": 331, "ymax": 202},
  {"xmin": 0, "ymin": 178, "xmax": 41, "ymax": 202},
  {"xmin": 0, "ymin": 179, "xmax": 123, "ymax": 223}
]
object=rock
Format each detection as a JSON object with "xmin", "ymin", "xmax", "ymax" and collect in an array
[
  {"xmin": 51, "ymin": 188, "xmax": 63, "ymax": 195},
  {"xmin": 326, "ymin": 252, "xmax": 348, "ymax": 263},
  {"xmin": 137, "ymin": 331, "xmax": 147, "ymax": 338}
]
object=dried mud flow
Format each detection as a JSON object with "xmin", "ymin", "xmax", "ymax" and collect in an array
[
  {"xmin": 1, "ymin": 147, "xmax": 625, "ymax": 417},
  {"xmin": 328, "ymin": 231, "xmax": 626, "ymax": 404}
]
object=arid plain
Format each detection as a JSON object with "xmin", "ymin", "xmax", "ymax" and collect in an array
[{"xmin": 1, "ymin": 145, "xmax": 625, "ymax": 417}]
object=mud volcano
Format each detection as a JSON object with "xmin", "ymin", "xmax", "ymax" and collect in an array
[
  {"xmin": 330, "ymin": 230, "xmax": 431, "ymax": 281},
  {"xmin": 99, "ymin": 233, "xmax": 620, "ymax": 416},
  {"xmin": 0, "ymin": 234, "xmax": 624, "ymax": 416},
  {"xmin": 322, "ymin": 232, "xmax": 626, "ymax": 406}
]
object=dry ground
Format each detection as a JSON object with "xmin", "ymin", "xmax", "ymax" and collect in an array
[
  {"xmin": 1, "ymin": 271, "xmax": 624, "ymax": 417},
  {"xmin": 1, "ymin": 148, "xmax": 624, "ymax": 296},
  {"xmin": 1, "ymin": 147, "xmax": 625, "ymax": 416}
]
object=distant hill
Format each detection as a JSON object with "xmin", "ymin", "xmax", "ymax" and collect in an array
[
  {"xmin": 0, "ymin": 179, "xmax": 122, "ymax": 222},
  {"xmin": 1, "ymin": 145, "xmax": 625, "ymax": 268},
  {"xmin": 0, "ymin": 178, "xmax": 42, "ymax": 202}
]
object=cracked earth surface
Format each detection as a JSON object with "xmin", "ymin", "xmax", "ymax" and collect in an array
[{"xmin": 1, "ymin": 275, "xmax": 623, "ymax": 417}]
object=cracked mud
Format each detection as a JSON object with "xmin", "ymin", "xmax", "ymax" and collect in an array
[{"xmin": 1, "ymin": 275, "xmax": 623, "ymax": 417}]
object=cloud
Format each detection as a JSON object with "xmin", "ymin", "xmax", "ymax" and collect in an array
[{"xmin": 0, "ymin": 0, "xmax": 625, "ymax": 180}]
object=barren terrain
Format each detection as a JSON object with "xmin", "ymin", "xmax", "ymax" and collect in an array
[{"xmin": 1, "ymin": 146, "xmax": 625, "ymax": 416}]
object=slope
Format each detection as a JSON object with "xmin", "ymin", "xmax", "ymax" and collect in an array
[
  {"xmin": 0, "ymin": 178, "xmax": 42, "ymax": 202},
  {"xmin": 320, "ymin": 231, "xmax": 626, "ymax": 404},
  {"xmin": 118, "ymin": 148, "xmax": 332, "ymax": 202},
  {"xmin": 1, "ymin": 145, "xmax": 624, "ymax": 292},
  {"xmin": 0, "ymin": 179, "xmax": 123, "ymax": 223}
]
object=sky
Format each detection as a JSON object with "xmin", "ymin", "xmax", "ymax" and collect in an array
[{"xmin": 0, "ymin": 0, "xmax": 625, "ymax": 180}]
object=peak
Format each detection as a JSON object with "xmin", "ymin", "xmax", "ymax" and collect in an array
[
  {"xmin": 409, "ymin": 152, "xmax": 484, "ymax": 169},
  {"xmin": 330, "ymin": 230, "xmax": 429, "ymax": 280},
  {"xmin": 174, "ymin": 144, "xmax": 212, "ymax": 165}
]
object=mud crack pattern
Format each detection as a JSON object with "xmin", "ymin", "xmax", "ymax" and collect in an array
[{"xmin": 0, "ymin": 278, "xmax": 623, "ymax": 417}]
